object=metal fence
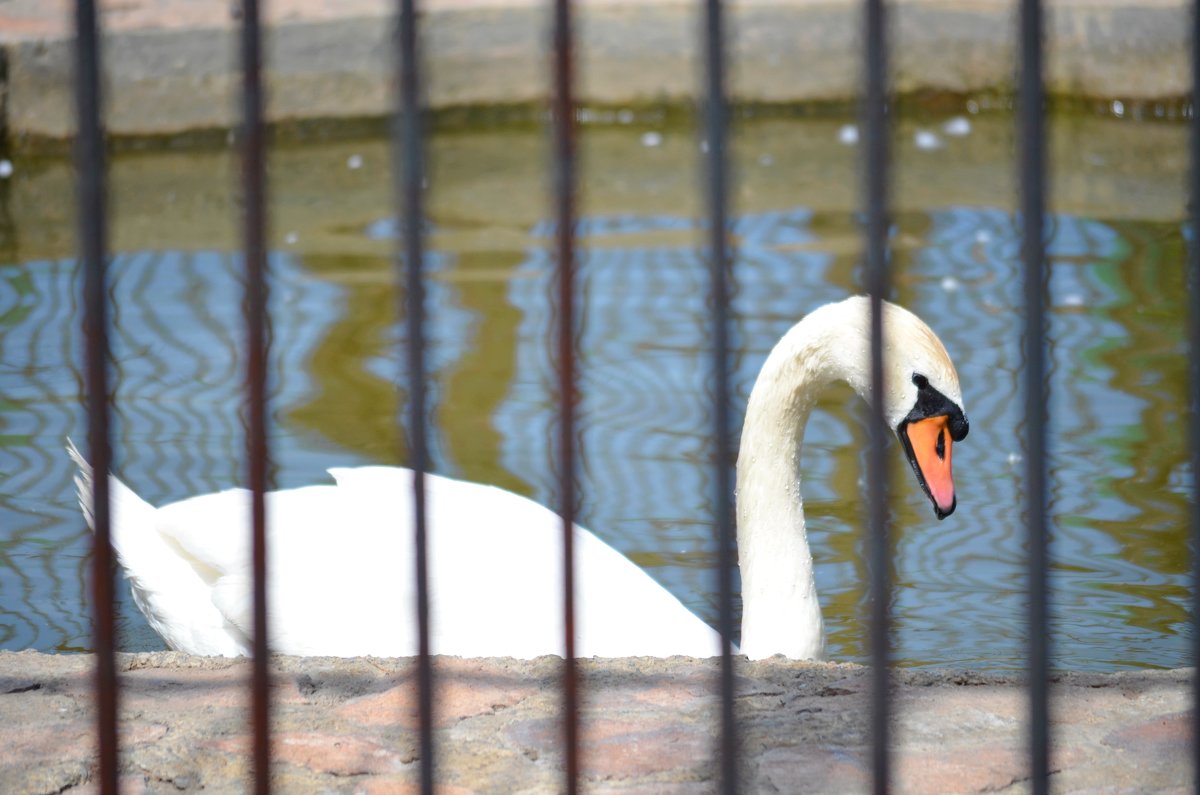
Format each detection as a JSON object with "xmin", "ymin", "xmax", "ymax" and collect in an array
[{"xmin": 69, "ymin": 0, "xmax": 1199, "ymax": 792}]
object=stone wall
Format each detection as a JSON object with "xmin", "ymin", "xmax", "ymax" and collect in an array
[
  {"xmin": 0, "ymin": 0, "xmax": 1191, "ymax": 142},
  {"xmin": 0, "ymin": 651, "xmax": 1190, "ymax": 793}
]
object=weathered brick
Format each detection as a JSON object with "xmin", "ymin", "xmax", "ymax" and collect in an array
[
  {"xmin": 337, "ymin": 673, "xmax": 537, "ymax": 729},
  {"xmin": 213, "ymin": 732, "xmax": 413, "ymax": 776},
  {"xmin": 0, "ymin": 653, "xmax": 1190, "ymax": 793}
]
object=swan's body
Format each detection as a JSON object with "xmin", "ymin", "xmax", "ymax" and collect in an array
[
  {"xmin": 70, "ymin": 458, "xmax": 721, "ymax": 657},
  {"xmin": 71, "ymin": 296, "xmax": 967, "ymax": 659}
]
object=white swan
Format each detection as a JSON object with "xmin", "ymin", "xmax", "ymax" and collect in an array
[{"xmin": 70, "ymin": 295, "xmax": 966, "ymax": 659}]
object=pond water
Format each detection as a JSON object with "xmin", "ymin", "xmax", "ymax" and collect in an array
[{"xmin": 0, "ymin": 110, "xmax": 1191, "ymax": 670}]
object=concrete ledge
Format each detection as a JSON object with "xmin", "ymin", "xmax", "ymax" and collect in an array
[
  {"xmin": 0, "ymin": 651, "xmax": 1191, "ymax": 793},
  {"xmin": 0, "ymin": 0, "xmax": 1191, "ymax": 141}
]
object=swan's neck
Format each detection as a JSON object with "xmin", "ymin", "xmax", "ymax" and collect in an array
[{"xmin": 736, "ymin": 311, "xmax": 870, "ymax": 660}]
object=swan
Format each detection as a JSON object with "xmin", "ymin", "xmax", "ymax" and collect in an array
[{"xmin": 69, "ymin": 295, "xmax": 967, "ymax": 659}]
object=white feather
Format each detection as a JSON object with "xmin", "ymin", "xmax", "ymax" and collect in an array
[{"xmin": 69, "ymin": 297, "xmax": 965, "ymax": 660}]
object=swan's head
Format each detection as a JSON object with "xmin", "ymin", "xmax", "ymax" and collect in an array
[
  {"xmin": 872, "ymin": 300, "xmax": 970, "ymax": 521},
  {"xmin": 747, "ymin": 295, "xmax": 969, "ymax": 522},
  {"xmin": 802, "ymin": 296, "xmax": 968, "ymax": 520}
]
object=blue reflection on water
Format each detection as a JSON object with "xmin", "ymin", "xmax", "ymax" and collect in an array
[{"xmin": 0, "ymin": 205, "xmax": 1190, "ymax": 670}]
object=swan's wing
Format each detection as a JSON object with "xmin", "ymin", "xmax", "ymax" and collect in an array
[
  {"xmin": 157, "ymin": 466, "xmax": 720, "ymax": 658},
  {"xmin": 320, "ymin": 465, "xmax": 722, "ymax": 657},
  {"xmin": 324, "ymin": 466, "xmax": 602, "ymax": 656},
  {"xmin": 155, "ymin": 482, "xmax": 401, "ymax": 655},
  {"xmin": 260, "ymin": 476, "xmax": 419, "ymax": 656},
  {"xmin": 573, "ymin": 529, "xmax": 723, "ymax": 658},
  {"xmin": 403, "ymin": 468, "xmax": 722, "ymax": 657},
  {"xmin": 153, "ymin": 487, "xmax": 253, "ymax": 584},
  {"xmin": 155, "ymin": 484, "xmax": 354, "ymax": 576}
]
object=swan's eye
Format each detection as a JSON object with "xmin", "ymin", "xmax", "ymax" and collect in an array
[
  {"xmin": 912, "ymin": 373, "xmax": 929, "ymax": 390},
  {"xmin": 936, "ymin": 429, "xmax": 946, "ymax": 460}
]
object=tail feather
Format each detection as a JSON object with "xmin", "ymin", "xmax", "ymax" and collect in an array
[
  {"xmin": 66, "ymin": 439, "xmax": 252, "ymax": 655},
  {"xmin": 66, "ymin": 438, "xmax": 158, "ymax": 566},
  {"xmin": 66, "ymin": 439, "xmax": 96, "ymax": 530}
]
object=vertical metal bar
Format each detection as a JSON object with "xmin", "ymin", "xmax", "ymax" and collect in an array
[
  {"xmin": 550, "ymin": 0, "xmax": 580, "ymax": 789},
  {"xmin": 238, "ymin": 2, "xmax": 271, "ymax": 793},
  {"xmin": 1187, "ymin": 0, "xmax": 1200, "ymax": 789},
  {"xmin": 862, "ymin": 0, "xmax": 892, "ymax": 790},
  {"xmin": 393, "ymin": 0, "xmax": 435, "ymax": 790},
  {"xmin": 74, "ymin": 2, "xmax": 119, "ymax": 792},
  {"xmin": 1018, "ymin": 0, "xmax": 1050, "ymax": 789},
  {"xmin": 701, "ymin": 0, "xmax": 738, "ymax": 791}
]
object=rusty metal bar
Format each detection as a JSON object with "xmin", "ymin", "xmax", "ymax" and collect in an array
[
  {"xmin": 862, "ymin": 0, "xmax": 893, "ymax": 790},
  {"xmin": 74, "ymin": 1, "xmax": 119, "ymax": 792},
  {"xmin": 393, "ymin": 0, "xmax": 436, "ymax": 789},
  {"xmin": 550, "ymin": 0, "xmax": 581, "ymax": 788},
  {"xmin": 237, "ymin": 1, "xmax": 271, "ymax": 792},
  {"xmin": 700, "ymin": 0, "xmax": 738, "ymax": 790},
  {"xmin": 1188, "ymin": 0, "xmax": 1200, "ymax": 789},
  {"xmin": 1018, "ymin": 0, "xmax": 1050, "ymax": 789}
]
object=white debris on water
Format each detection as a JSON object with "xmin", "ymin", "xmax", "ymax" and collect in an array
[
  {"xmin": 0, "ymin": 159, "xmax": 12, "ymax": 179},
  {"xmin": 1112, "ymin": 99, "xmax": 1125, "ymax": 118},
  {"xmin": 641, "ymin": 131, "xmax": 663, "ymax": 148},
  {"xmin": 347, "ymin": 154, "xmax": 363, "ymax": 170},
  {"xmin": 838, "ymin": 124, "xmax": 858, "ymax": 145},
  {"xmin": 943, "ymin": 116, "xmax": 971, "ymax": 137},
  {"xmin": 940, "ymin": 276, "xmax": 960, "ymax": 292},
  {"xmin": 285, "ymin": 232, "xmax": 299, "ymax": 245},
  {"xmin": 914, "ymin": 129, "xmax": 943, "ymax": 150}
]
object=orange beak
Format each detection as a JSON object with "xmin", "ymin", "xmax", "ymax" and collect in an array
[{"xmin": 901, "ymin": 415, "xmax": 956, "ymax": 519}]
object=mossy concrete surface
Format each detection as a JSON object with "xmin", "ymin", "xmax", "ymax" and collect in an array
[
  {"xmin": 0, "ymin": 0, "xmax": 1190, "ymax": 141},
  {"xmin": 0, "ymin": 650, "xmax": 1191, "ymax": 793}
]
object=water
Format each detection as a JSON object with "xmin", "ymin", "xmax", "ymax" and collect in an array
[{"xmin": 0, "ymin": 111, "xmax": 1190, "ymax": 670}]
